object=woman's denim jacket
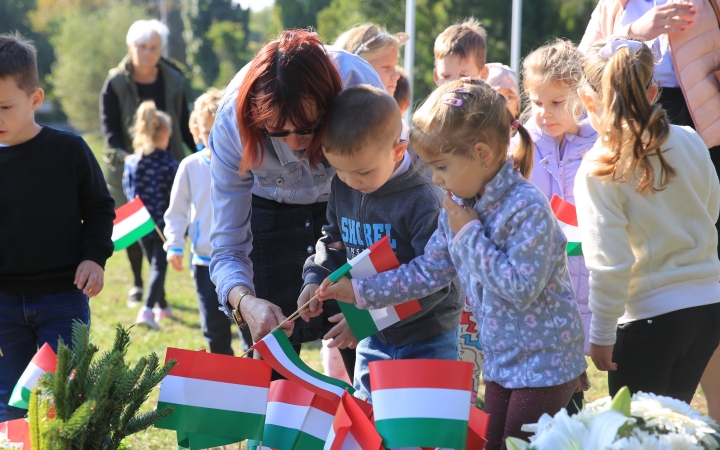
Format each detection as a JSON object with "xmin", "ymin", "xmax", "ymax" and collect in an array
[{"xmin": 208, "ymin": 46, "xmax": 384, "ymax": 315}]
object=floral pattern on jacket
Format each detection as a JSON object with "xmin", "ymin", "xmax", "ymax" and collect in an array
[{"xmin": 354, "ymin": 158, "xmax": 587, "ymax": 388}]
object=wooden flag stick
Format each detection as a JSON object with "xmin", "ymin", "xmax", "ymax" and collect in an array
[
  {"xmin": 238, "ymin": 286, "xmax": 332, "ymax": 358},
  {"xmin": 154, "ymin": 224, "xmax": 167, "ymax": 243}
]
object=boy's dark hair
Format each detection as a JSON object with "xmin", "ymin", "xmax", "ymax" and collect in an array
[
  {"xmin": 394, "ymin": 67, "xmax": 411, "ymax": 110},
  {"xmin": 434, "ymin": 18, "xmax": 487, "ymax": 70},
  {"xmin": 323, "ymin": 84, "xmax": 401, "ymax": 155},
  {"xmin": 0, "ymin": 32, "xmax": 39, "ymax": 94}
]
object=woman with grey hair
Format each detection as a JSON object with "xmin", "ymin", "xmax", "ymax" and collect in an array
[{"xmin": 100, "ymin": 19, "xmax": 195, "ymax": 310}]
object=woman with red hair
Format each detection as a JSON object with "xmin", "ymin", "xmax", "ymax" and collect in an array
[{"xmin": 209, "ymin": 30, "xmax": 383, "ymax": 375}]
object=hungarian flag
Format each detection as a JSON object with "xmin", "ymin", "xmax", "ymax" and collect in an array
[
  {"xmin": 155, "ymin": 348, "xmax": 272, "ymax": 441},
  {"xmin": 324, "ymin": 392, "xmax": 384, "ymax": 450},
  {"xmin": 370, "ymin": 359, "xmax": 473, "ymax": 449},
  {"xmin": 0, "ymin": 418, "xmax": 31, "ymax": 448},
  {"xmin": 112, "ymin": 197, "xmax": 156, "ymax": 251},
  {"xmin": 550, "ymin": 194, "xmax": 582, "ymax": 256},
  {"xmin": 255, "ymin": 329, "xmax": 354, "ymax": 404},
  {"xmin": 329, "ymin": 235, "xmax": 422, "ymax": 341},
  {"xmin": 9, "ymin": 343, "xmax": 57, "ymax": 409},
  {"xmin": 262, "ymin": 380, "xmax": 336, "ymax": 450}
]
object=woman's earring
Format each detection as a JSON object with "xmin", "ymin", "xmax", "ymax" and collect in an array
[{"xmin": 482, "ymin": 163, "xmax": 489, "ymax": 169}]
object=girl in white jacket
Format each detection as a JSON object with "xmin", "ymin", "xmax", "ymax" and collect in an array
[{"xmin": 575, "ymin": 38, "xmax": 720, "ymax": 403}]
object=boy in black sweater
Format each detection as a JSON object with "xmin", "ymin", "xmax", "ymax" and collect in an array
[{"xmin": 0, "ymin": 33, "xmax": 115, "ymax": 421}]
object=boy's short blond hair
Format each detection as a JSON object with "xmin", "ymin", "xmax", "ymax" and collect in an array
[
  {"xmin": 194, "ymin": 87, "xmax": 223, "ymax": 122},
  {"xmin": 334, "ymin": 24, "xmax": 408, "ymax": 61},
  {"xmin": 434, "ymin": 18, "xmax": 487, "ymax": 70},
  {"xmin": 322, "ymin": 85, "xmax": 401, "ymax": 156}
]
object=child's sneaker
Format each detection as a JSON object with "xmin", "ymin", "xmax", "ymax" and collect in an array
[
  {"xmin": 136, "ymin": 307, "xmax": 159, "ymax": 329},
  {"xmin": 153, "ymin": 306, "xmax": 173, "ymax": 323},
  {"xmin": 127, "ymin": 286, "xmax": 143, "ymax": 308}
]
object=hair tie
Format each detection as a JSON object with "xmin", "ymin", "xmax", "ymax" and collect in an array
[
  {"xmin": 511, "ymin": 119, "xmax": 520, "ymax": 130},
  {"xmin": 599, "ymin": 39, "xmax": 644, "ymax": 58}
]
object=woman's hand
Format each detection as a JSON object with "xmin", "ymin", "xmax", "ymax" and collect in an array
[
  {"xmin": 323, "ymin": 313, "xmax": 358, "ymax": 349},
  {"xmin": 229, "ymin": 286, "xmax": 294, "ymax": 342},
  {"xmin": 628, "ymin": 3, "xmax": 695, "ymax": 40},
  {"xmin": 590, "ymin": 343, "xmax": 618, "ymax": 372},
  {"xmin": 297, "ymin": 283, "xmax": 323, "ymax": 322},
  {"xmin": 443, "ymin": 191, "xmax": 479, "ymax": 234},
  {"xmin": 316, "ymin": 277, "xmax": 357, "ymax": 304}
]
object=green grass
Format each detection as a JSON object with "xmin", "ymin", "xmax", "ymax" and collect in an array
[{"xmin": 80, "ymin": 131, "xmax": 707, "ymax": 449}]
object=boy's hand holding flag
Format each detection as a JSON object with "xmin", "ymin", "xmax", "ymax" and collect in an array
[{"xmin": 313, "ymin": 236, "xmax": 422, "ymax": 342}]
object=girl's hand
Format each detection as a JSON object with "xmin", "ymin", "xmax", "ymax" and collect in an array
[
  {"xmin": 316, "ymin": 277, "xmax": 357, "ymax": 304},
  {"xmin": 75, "ymin": 260, "xmax": 105, "ymax": 297},
  {"xmin": 324, "ymin": 313, "xmax": 358, "ymax": 349},
  {"xmin": 590, "ymin": 343, "xmax": 618, "ymax": 372},
  {"xmin": 443, "ymin": 191, "xmax": 479, "ymax": 234},
  {"xmin": 628, "ymin": 3, "xmax": 695, "ymax": 40}
]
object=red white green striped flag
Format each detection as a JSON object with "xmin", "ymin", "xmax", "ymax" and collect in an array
[
  {"xmin": 154, "ymin": 348, "xmax": 272, "ymax": 441},
  {"xmin": 324, "ymin": 392, "xmax": 383, "ymax": 450},
  {"xmin": 255, "ymin": 329, "xmax": 354, "ymax": 404},
  {"xmin": 550, "ymin": 195, "xmax": 582, "ymax": 256},
  {"xmin": 9, "ymin": 343, "xmax": 57, "ymax": 409},
  {"xmin": 262, "ymin": 380, "xmax": 336, "ymax": 450},
  {"xmin": 329, "ymin": 236, "xmax": 422, "ymax": 341},
  {"xmin": 112, "ymin": 197, "xmax": 156, "ymax": 251},
  {"xmin": 370, "ymin": 359, "xmax": 473, "ymax": 449}
]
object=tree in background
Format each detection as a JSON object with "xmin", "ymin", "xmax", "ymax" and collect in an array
[
  {"xmin": 0, "ymin": 0, "xmax": 55, "ymax": 96},
  {"xmin": 48, "ymin": 1, "xmax": 147, "ymax": 130},
  {"xmin": 182, "ymin": 0, "xmax": 251, "ymax": 91},
  {"xmin": 275, "ymin": 0, "xmax": 332, "ymax": 30}
]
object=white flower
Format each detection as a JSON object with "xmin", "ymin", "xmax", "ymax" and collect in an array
[
  {"xmin": 610, "ymin": 432, "xmax": 704, "ymax": 450},
  {"xmin": 631, "ymin": 392, "xmax": 720, "ymax": 449}
]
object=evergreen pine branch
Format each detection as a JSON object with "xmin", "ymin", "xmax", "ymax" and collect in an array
[
  {"xmin": 70, "ymin": 319, "xmax": 91, "ymax": 368},
  {"xmin": 28, "ymin": 387, "xmax": 42, "ymax": 450},
  {"xmin": 53, "ymin": 342, "xmax": 73, "ymax": 421},
  {"xmin": 122, "ymin": 405, "xmax": 174, "ymax": 437},
  {"xmin": 110, "ymin": 323, "xmax": 131, "ymax": 355},
  {"xmin": 59, "ymin": 399, "xmax": 95, "ymax": 439},
  {"xmin": 68, "ymin": 337, "xmax": 98, "ymax": 412}
]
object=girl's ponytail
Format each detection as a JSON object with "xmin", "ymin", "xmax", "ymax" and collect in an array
[
  {"xmin": 584, "ymin": 40, "xmax": 673, "ymax": 193},
  {"xmin": 511, "ymin": 119, "xmax": 534, "ymax": 179},
  {"xmin": 131, "ymin": 100, "xmax": 171, "ymax": 156}
]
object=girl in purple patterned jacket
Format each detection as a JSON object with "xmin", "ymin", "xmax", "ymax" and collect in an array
[{"xmin": 317, "ymin": 79, "xmax": 586, "ymax": 449}]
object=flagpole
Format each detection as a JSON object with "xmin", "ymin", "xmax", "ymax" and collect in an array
[{"xmin": 154, "ymin": 224, "xmax": 167, "ymax": 243}]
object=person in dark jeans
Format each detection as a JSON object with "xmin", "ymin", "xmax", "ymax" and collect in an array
[
  {"xmin": 100, "ymin": 19, "xmax": 195, "ymax": 307},
  {"xmin": 0, "ymin": 33, "xmax": 115, "ymax": 421}
]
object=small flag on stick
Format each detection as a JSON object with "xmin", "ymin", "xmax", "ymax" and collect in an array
[
  {"xmin": 329, "ymin": 236, "xmax": 422, "ymax": 341},
  {"xmin": 550, "ymin": 195, "xmax": 583, "ymax": 256},
  {"xmin": 9, "ymin": 343, "xmax": 57, "ymax": 409},
  {"xmin": 176, "ymin": 431, "xmax": 239, "ymax": 449},
  {"xmin": 262, "ymin": 380, "xmax": 336, "ymax": 450},
  {"xmin": 154, "ymin": 348, "xmax": 272, "ymax": 441},
  {"xmin": 324, "ymin": 392, "xmax": 384, "ymax": 450},
  {"xmin": 370, "ymin": 359, "xmax": 473, "ymax": 449},
  {"xmin": 112, "ymin": 197, "xmax": 156, "ymax": 251},
  {"xmin": 255, "ymin": 329, "xmax": 354, "ymax": 404}
]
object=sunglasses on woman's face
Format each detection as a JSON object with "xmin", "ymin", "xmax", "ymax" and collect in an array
[{"xmin": 259, "ymin": 121, "xmax": 323, "ymax": 138}]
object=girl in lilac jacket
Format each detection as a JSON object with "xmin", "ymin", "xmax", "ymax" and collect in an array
[{"xmin": 518, "ymin": 40, "xmax": 599, "ymax": 357}]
